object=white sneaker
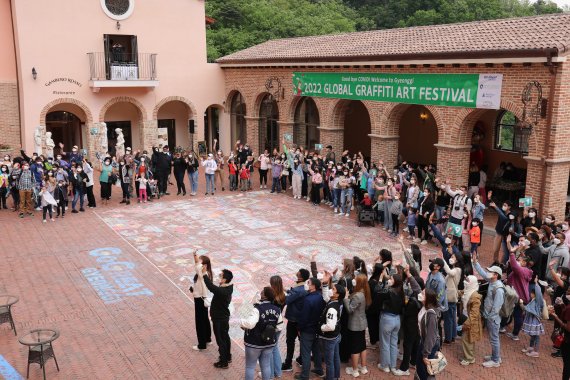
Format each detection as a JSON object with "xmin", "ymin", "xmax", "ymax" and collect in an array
[
  {"xmin": 482, "ymin": 360, "xmax": 500, "ymax": 368},
  {"xmin": 334, "ymin": 208, "xmax": 338, "ymax": 213},
  {"xmin": 392, "ymin": 369, "xmax": 410, "ymax": 376},
  {"xmin": 421, "ymin": 240, "xmax": 428, "ymax": 245},
  {"xmin": 192, "ymin": 345, "xmax": 205, "ymax": 351},
  {"xmin": 339, "ymin": 212, "xmax": 345, "ymax": 216},
  {"xmin": 506, "ymin": 332, "xmax": 520, "ymax": 341},
  {"xmin": 403, "ymin": 227, "xmax": 409, "ymax": 232},
  {"xmin": 358, "ymin": 365, "xmax": 368, "ymax": 375},
  {"xmin": 351, "ymin": 205, "xmax": 354, "ymax": 211},
  {"xmin": 345, "ymin": 367, "xmax": 360, "ymax": 377},
  {"xmin": 483, "ymin": 356, "xmax": 502, "ymax": 363},
  {"xmin": 377, "ymin": 364, "xmax": 390, "ymax": 373},
  {"xmin": 345, "ymin": 213, "xmax": 350, "ymax": 217},
  {"xmin": 499, "ymin": 327, "xmax": 507, "ymax": 333}
]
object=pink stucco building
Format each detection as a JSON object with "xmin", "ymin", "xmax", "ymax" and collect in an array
[{"xmin": 0, "ymin": 0, "xmax": 228, "ymax": 159}]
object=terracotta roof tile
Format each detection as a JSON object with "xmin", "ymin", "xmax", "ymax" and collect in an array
[{"xmin": 217, "ymin": 13, "xmax": 570, "ymax": 64}]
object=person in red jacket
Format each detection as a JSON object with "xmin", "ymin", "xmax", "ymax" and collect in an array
[{"xmin": 239, "ymin": 164, "xmax": 250, "ymax": 192}]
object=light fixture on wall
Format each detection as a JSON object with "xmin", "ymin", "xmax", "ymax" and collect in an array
[
  {"xmin": 32, "ymin": 67, "xmax": 37, "ymax": 80},
  {"xmin": 116, "ymin": 21, "xmax": 121, "ymax": 30},
  {"xmin": 419, "ymin": 111, "xmax": 429, "ymax": 122}
]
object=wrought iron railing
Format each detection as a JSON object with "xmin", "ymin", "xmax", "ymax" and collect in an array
[{"xmin": 87, "ymin": 52, "xmax": 157, "ymax": 81}]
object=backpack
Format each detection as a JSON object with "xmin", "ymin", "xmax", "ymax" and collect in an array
[
  {"xmin": 496, "ymin": 284, "xmax": 518, "ymax": 318},
  {"xmin": 260, "ymin": 322, "xmax": 277, "ymax": 345}
]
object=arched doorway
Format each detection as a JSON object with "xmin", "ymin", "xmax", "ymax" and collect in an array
[
  {"xmin": 397, "ymin": 105, "xmax": 438, "ymax": 165},
  {"xmin": 204, "ymin": 106, "xmax": 221, "ymax": 152},
  {"xmin": 103, "ymin": 102, "xmax": 144, "ymax": 155},
  {"xmin": 259, "ymin": 94, "xmax": 279, "ymax": 152},
  {"xmin": 230, "ymin": 92, "xmax": 246, "ymax": 145},
  {"xmin": 46, "ymin": 111, "xmax": 84, "ymax": 156},
  {"xmin": 341, "ymin": 100, "xmax": 371, "ymax": 160},
  {"xmin": 156, "ymin": 100, "xmax": 193, "ymax": 151},
  {"xmin": 293, "ymin": 97, "xmax": 320, "ymax": 150}
]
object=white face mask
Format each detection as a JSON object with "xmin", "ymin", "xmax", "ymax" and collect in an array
[
  {"xmin": 553, "ymin": 238, "xmax": 561, "ymax": 245},
  {"xmin": 521, "ymin": 239, "xmax": 530, "ymax": 247},
  {"xmin": 472, "ymin": 222, "xmax": 479, "ymax": 226},
  {"xmin": 141, "ymin": 158, "xmax": 145, "ymax": 162},
  {"xmin": 418, "ymin": 292, "xmax": 425, "ymax": 303},
  {"xmin": 562, "ymin": 224, "xmax": 568, "ymax": 231},
  {"xmin": 509, "ymin": 215, "xmax": 515, "ymax": 220},
  {"xmin": 502, "ymin": 205, "xmax": 508, "ymax": 211},
  {"xmin": 445, "ymin": 237, "xmax": 452, "ymax": 245},
  {"xmin": 449, "ymin": 257, "xmax": 456, "ymax": 266},
  {"xmin": 387, "ymin": 279, "xmax": 394, "ymax": 287},
  {"xmin": 317, "ymin": 272, "xmax": 324, "ymax": 280},
  {"xmin": 528, "ymin": 212, "xmax": 536, "ymax": 218},
  {"xmin": 303, "ymin": 283, "xmax": 310, "ymax": 292},
  {"xmin": 351, "ymin": 279, "xmax": 357, "ymax": 287},
  {"xmin": 545, "ymin": 218, "xmax": 553, "ymax": 224}
]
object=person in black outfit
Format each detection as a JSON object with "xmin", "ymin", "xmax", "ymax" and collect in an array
[
  {"xmin": 416, "ymin": 188, "xmax": 435, "ymax": 244},
  {"xmin": 203, "ymin": 268, "xmax": 234, "ymax": 369},
  {"xmin": 524, "ymin": 232, "xmax": 543, "ymax": 280},
  {"xmin": 152, "ymin": 146, "xmax": 172, "ymax": 195},
  {"xmin": 397, "ymin": 267, "xmax": 423, "ymax": 375},
  {"xmin": 172, "ymin": 152, "xmax": 187, "ymax": 196},
  {"xmin": 282, "ymin": 268, "xmax": 310, "ymax": 372}
]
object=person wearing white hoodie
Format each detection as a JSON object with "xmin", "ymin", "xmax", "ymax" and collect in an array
[{"xmin": 201, "ymin": 153, "xmax": 218, "ymax": 195}]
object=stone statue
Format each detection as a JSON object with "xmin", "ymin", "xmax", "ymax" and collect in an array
[
  {"xmin": 115, "ymin": 127, "xmax": 125, "ymax": 157},
  {"xmin": 34, "ymin": 126, "xmax": 43, "ymax": 155},
  {"xmin": 100, "ymin": 122, "xmax": 108, "ymax": 154},
  {"xmin": 45, "ymin": 131, "xmax": 55, "ymax": 158}
]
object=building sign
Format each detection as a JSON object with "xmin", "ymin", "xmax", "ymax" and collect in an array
[
  {"xmin": 292, "ymin": 72, "xmax": 503, "ymax": 109},
  {"xmin": 81, "ymin": 247, "xmax": 153, "ymax": 304}
]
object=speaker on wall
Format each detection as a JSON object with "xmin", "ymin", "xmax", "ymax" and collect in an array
[{"xmin": 188, "ymin": 120, "xmax": 195, "ymax": 134}]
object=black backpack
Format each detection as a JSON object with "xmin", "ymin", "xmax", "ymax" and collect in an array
[{"xmin": 260, "ymin": 322, "xmax": 276, "ymax": 344}]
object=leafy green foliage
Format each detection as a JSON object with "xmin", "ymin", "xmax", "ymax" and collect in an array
[{"xmin": 205, "ymin": 0, "xmax": 563, "ymax": 61}]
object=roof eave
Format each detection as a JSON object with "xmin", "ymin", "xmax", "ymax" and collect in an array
[{"xmin": 217, "ymin": 47, "xmax": 561, "ymax": 65}]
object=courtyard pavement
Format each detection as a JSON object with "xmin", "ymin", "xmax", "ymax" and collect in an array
[{"xmin": 0, "ymin": 176, "xmax": 563, "ymax": 379}]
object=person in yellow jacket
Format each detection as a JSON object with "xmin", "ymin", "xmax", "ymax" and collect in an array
[{"xmin": 460, "ymin": 275, "xmax": 483, "ymax": 366}]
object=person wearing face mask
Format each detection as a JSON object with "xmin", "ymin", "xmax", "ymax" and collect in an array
[
  {"xmin": 0, "ymin": 165, "xmax": 9, "ymax": 210},
  {"xmin": 459, "ymin": 275, "xmax": 482, "ymax": 366},
  {"xmin": 80, "ymin": 159, "xmax": 96, "ymax": 208},
  {"xmin": 443, "ymin": 181, "xmax": 472, "ymax": 225},
  {"xmin": 172, "ymin": 152, "xmax": 187, "ymax": 196},
  {"xmin": 470, "ymin": 194, "xmax": 486, "ymax": 234},
  {"xmin": 471, "ymin": 256, "xmax": 504, "ymax": 368},
  {"xmin": 318, "ymin": 281, "xmax": 345, "ymax": 380},
  {"xmin": 429, "ymin": 214, "xmax": 461, "ymax": 263},
  {"xmin": 403, "ymin": 175, "xmax": 420, "ymax": 212},
  {"xmin": 342, "ymin": 274, "xmax": 371, "ymax": 378},
  {"xmin": 309, "ymin": 167, "xmax": 323, "ymax": 206},
  {"xmin": 562, "ymin": 221, "xmax": 570, "ymax": 249},
  {"xmin": 376, "ymin": 272, "xmax": 405, "ymax": 375},
  {"xmin": 501, "ymin": 212, "xmax": 522, "ymax": 264},
  {"xmin": 415, "ymin": 289, "xmax": 441, "ymax": 380},
  {"xmin": 9, "ymin": 162, "xmax": 21, "ymax": 212},
  {"xmin": 504, "ymin": 234, "xmax": 534, "ymax": 342},
  {"xmin": 389, "ymin": 192, "xmax": 403, "ymax": 237},
  {"xmin": 202, "ymin": 267, "xmax": 234, "ymax": 369},
  {"xmin": 17, "ymin": 162, "xmax": 36, "ymax": 217},
  {"xmin": 442, "ymin": 254, "xmax": 462, "ymax": 345},
  {"xmin": 201, "ymin": 153, "xmax": 218, "ymax": 196},
  {"xmin": 415, "ymin": 188, "xmax": 435, "ymax": 245},
  {"xmin": 470, "ymin": 218, "xmax": 482, "ymax": 255},
  {"xmin": 214, "ymin": 146, "xmax": 226, "ymax": 192},
  {"xmin": 285, "ymin": 142, "xmax": 303, "ymax": 200},
  {"xmin": 258, "ymin": 150, "xmax": 271, "ymax": 189},
  {"xmin": 340, "ymin": 169, "xmax": 356, "ymax": 217},
  {"xmin": 240, "ymin": 287, "xmax": 283, "ymax": 380},
  {"xmin": 524, "ymin": 232, "xmax": 543, "ymax": 280},
  {"xmin": 282, "ymin": 269, "xmax": 310, "ymax": 372},
  {"xmin": 185, "ymin": 151, "xmax": 199, "ymax": 195},
  {"xmin": 70, "ymin": 165, "xmax": 88, "ymax": 213},
  {"xmin": 521, "ymin": 207, "xmax": 542, "ymax": 230},
  {"xmin": 548, "ymin": 289, "xmax": 570, "ymax": 376},
  {"xmin": 488, "ymin": 195, "xmax": 512, "ymax": 264},
  {"xmin": 118, "ymin": 159, "xmax": 132, "ymax": 205},
  {"xmin": 425, "ymin": 258, "xmax": 448, "ymax": 346},
  {"xmin": 99, "ymin": 157, "xmax": 114, "ymax": 205},
  {"xmin": 544, "ymin": 214, "xmax": 557, "ymax": 232},
  {"xmin": 540, "ymin": 232, "xmax": 570, "ymax": 284},
  {"xmin": 58, "ymin": 143, "xmax": 83, "ymax": 164},
  {"xmin": 383, "ymin": 178, "xmax": 397, "ymax": 233},
  {"xmin": 296, "ymin": 278, "xmax": 326, "ymax": 379},
  {"xmin": 53, "ymin": 179, "xmax": 67, "ymax": 218}
]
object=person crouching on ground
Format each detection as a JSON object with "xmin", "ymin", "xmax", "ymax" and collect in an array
[
  {"xmin": 203, "ymin": 268, "xmax": 234, "ymax": 369},
  {"xmin": 241, "ymin": 286, "xmax": 283, "ymax": 380}
]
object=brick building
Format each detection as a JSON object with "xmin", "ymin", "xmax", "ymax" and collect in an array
[{"xmin": 218, "ymin": 13, "xmax": 570, "ymax": 219}]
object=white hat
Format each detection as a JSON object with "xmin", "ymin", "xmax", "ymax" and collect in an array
[
  {"xmin": 486, "ymin": 266, "xmax": 503, "ymax": 277},
  {"xmin": 208, "ymin": 153, "xmax": 213, "ymax": 157}
]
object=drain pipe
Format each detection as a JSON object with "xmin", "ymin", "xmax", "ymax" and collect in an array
[{"xmin": 538, "ymin": 54, "xmax": 558, "ymax": 216}]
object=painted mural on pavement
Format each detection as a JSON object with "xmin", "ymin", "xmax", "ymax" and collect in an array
[{"xmin": 96, "ymin": 191, "xmax": 438, "ymax": 341}]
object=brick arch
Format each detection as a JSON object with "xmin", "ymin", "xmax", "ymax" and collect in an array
[
  {"xmin": 329, "ymin": 98, "xmax": 375, "ymax": 131},
  {"xmin": 152, "ymin": 96, "xmax": 197, "ymax": 120},
  {"xmin": 380, "ymin": 103, "xmax": 445, "ymax": 137},
  {"xmin": 40, "ymin": 98, "xmax": 93, "ymax": 125},
  {"xmin": 452, "ymin": 98, "xmax": 525, "ymax": 146},
  {"xmin": 99, "ymin": 96, "xmax": 148, "ymax": 122},
  {"xmin": 253, "ymin": 92, "xmax": 281, "ymax": 119},
  {"xmin": 287, "ymin": 96, "xmax": 324, "ymax": 124},
  {"xmin": 225, "ymin": 89, "xmax": 248, "ymax": 114}
]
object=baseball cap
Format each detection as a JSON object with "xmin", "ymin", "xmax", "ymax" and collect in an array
[
  {"xmin": 486, "ymin": 265, "xmax": 503, "ymax": 277},
  {"xmin": 429, "ymin": 258, "xmax": 445, "ymax": 268}
]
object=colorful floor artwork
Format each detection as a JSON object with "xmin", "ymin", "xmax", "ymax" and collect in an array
[{"xmin": 96, "ymin": 191, "xmax": 439, "ymax": 341}]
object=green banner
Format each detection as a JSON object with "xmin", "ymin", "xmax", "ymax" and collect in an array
[{"xmin": 292, "ymin": 72, "xmax": 503, "ymax": 109}]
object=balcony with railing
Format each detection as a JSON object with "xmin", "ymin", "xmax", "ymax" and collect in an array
[{"xmin": 88, "ymin": 52, "xmax": 159, "ymax": 91}]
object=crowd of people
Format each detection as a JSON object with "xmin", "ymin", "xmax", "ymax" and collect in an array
[{"xmin": 2, "ymin": 138, "xmax": 570, "ymax": 379}]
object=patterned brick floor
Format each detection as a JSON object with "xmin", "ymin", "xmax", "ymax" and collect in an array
[{"xmin": 0, "ymin": 175, "xmax": 564, "ymax": 379}]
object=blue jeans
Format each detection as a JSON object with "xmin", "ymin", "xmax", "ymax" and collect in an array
[
  {"xmin": 245, "ymin": 346, "xmax": 273, "ymax": 380},
  {"xmin": 205, "ymin": 173, "xmax": 215, "ymax": 194},
  {"xmin": 270, "ymin": 331, "xmax": 282, "ymax": 378},
  {"xmin": 434, "ymin": 205, "xmax": 445, "ymax": 220},
  {"xmin": 300, "ymin": 331, "xmax": 322, "ymax": 379},
  {"xmin": 379, "ymin": 312, "xmax": 400, "ymax": 369},
  {"xmin": 486, "ymin": 318, "xmax": 501, "ymax": 363},
  {"xmin": 341, "ymin": 188, "xmax": 354, "ymax": 214},
  {"xmin": 415, "ymin": 338, "xmax": 440, "ymax": 380},
  {"xmin": 443, "ymin": 302, "xmax": 457, "ymax": 341},
  {"xmin": 188, "ymin": 171, "xmax": 199, "ymax": 193},
  {"xmin": 72, "ymin": 188, "xmax": 84, "ymax": 210},
  {"xmin": 321, "ymin": 335, "xmax": 340, "ymax": 380},
  {"xmin": 333, "ymin": 188, "xmax": 341, "ymax": 209}
]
